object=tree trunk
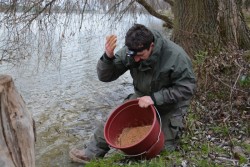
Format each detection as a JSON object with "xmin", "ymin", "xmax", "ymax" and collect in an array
[
  {"xmin": 171, "ymin": 0, "xmax": 220, "ymax": 57},
  {"xmin": 172, "ymin": 0, "xmax": 250, "ymax": 57},
  {"xmin": 218, "ymin": 0, "xmax": 250, "ymax": 50},
  {"xmin": 0, "ymin": 75, "xmax": 35, "ymax": 167}
]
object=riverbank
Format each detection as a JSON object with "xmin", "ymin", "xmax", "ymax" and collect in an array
[
  {"xmin": 84, "ymin": 50, "xmax": 250, "ymax": 167},
  {"xmin": 85, "ymin": 107, "xmax": 249, "ymax": 167}
]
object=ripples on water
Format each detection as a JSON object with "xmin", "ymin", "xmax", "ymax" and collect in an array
[{"xmin": 0, "ymin": 13, "xmax": 168, "ymax": 167}]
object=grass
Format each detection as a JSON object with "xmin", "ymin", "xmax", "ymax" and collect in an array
[
  {"xmin": 84, "ymin": 144, "xmax": 230, "ymax": 167},
  {"xmin": 83, "ymin": 109, "xmax": 249, "ymax": 167}
]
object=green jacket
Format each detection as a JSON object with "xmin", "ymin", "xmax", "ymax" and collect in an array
[{"xmin": 97, "ymin": 30, "xmax": 196, "ymax": 112}]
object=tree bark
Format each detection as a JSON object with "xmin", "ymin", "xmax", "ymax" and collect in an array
[
  {"xmin": 0, "ymin": 75, "xmax": 35, "ymax": 167},
  {"xmin": 163, "ymin": 0, "xmax": 174, "ymax": 7},
  {"xmin": 171, "ymin": 0, "xmax": 221, "ymax": 57},
  {"xmin": 217, "ymin": 0, "xmax": 250, "ymax": 50},
  {"xmin": 171, "ymin": 0, "xmax": 250, "ymax": 58}
]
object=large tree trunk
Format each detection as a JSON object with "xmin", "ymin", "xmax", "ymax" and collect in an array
[
  {"xmin": 218, "ymin": 0, "xmax": 250, "ymax": 50},
  {"xmin": 0, "ymin": 75, "xmax": 35, "ymax": 167},
  {"xmin": 171, "ymin": 0, "xmax": 220, "ymax": 57},
  {"xmin": 172, "ymin": 0, "xmax": 250, "ymax": 57}
]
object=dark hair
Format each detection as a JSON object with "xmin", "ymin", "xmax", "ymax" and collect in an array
[{"xmin": 125, "ymin": 24, "xmax": 154, "ymax": 52}]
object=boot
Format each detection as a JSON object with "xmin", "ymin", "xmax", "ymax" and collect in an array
[{"xmin": 69, "ymin": 148, "xmax": 91, "ymax": 164}]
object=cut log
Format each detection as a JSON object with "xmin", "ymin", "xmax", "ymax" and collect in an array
[{"xmin": 0, "ymin": 75, "xmax": 35, "ymax": 167}]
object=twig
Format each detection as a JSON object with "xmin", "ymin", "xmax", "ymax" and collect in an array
[
  {"xmin": 216, "ymin": 156, "xmax": 238, "ymax": 164},
  {"xmin": 210, "ymin": 73, "xmax": 248, "ymax": 93},
  {"xmin": 79, "ymin": 0, "xmax": 88, "ymax": 31},
  {"xmin": 229, "ymin": 67, "xmax": 243, "ymax": 113}
]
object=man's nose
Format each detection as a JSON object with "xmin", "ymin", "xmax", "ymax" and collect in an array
[{"xmin": 134, "ymin": 56, "xmax": 141, "ymax": 62}]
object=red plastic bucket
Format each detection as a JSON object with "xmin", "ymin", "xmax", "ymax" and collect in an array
[{"xmin": 104, "ymin": 99, "xmax": 164, "ymax": 159}]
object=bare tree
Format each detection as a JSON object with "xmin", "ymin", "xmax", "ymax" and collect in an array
[
  {"xmin": 135, "ymin": 0, "xmax": 250, "ymax": 57},
  {"xmin": 0, "ymin": 0, "xmax": 249, "ymax": 64},
  {"xmin": 0, "ymin": 0, "xmax": 142, "ymax": 64}
]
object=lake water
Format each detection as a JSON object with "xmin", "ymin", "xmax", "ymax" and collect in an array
[{"xmin": 0, "ymin": 13, "xmax": 168, "ymax": 167}]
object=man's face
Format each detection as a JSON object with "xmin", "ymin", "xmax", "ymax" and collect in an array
[{"xmin": 133, "ymin": 43, "xmax": 154, "ymax": 62}]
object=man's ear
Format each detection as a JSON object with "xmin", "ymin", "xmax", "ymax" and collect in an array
[{"xmin": 151, "ymin": 42, "xmax": 154, "ymax": 48}]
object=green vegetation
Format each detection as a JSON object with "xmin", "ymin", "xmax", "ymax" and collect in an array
[
  {"xmin": 84, "ymin": 108, "xmax": 249, "ymax": 167},
  {"xmin": 206, "ymin": 91, "xmax": 229, "ymax": 101},
  {"xmin": 83, "ymin": 47, "xmax": 250, "ymax": 166},
  {"xmin": 239, "ymin": 75, "xmax": 250, "ymax": 88},
  {"xmin": 193, "ymin": 50, "xmax": 208, "ymax": 66}
]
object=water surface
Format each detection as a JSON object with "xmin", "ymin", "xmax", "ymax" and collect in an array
[{"xmin": 0, "ymin": 13, "xmax": 168, "ymax": 167}]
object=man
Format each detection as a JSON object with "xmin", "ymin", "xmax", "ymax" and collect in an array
[{"xmin": 69, "ymin": 24, "xmax": 196, "ymax": 164}]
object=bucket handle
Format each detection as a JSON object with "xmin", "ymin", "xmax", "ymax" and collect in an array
[{"xmin": 108, "ymin": 105, "xmax": 162, "ymax": 158}]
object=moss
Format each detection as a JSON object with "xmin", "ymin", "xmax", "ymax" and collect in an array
[
  {"xmin": 194, "ymin": 51, "xmax": 208, "ymax": 66},
  {"xmin": 196, "ymin": 159, "xmax": 215, "ymax": 167},
  {"xmin": 239, "ymin": 155, "xmax": 248, "ymax": 164},
  {"xmin": 201, "ymin": 144, "xmax": 209, "ymax": 154},
  {"xmin": 239, "ymin": 75, "xmax": 250, "ymax": 88},
  {"xmin": 212, "ymin": 145, "xmax": 228, "ymax": 154},
  {"xmin": 206, "ymin": 91, "xmax": 229, "ymax": 101},
  {"xmin": 210, "ymin": 125, "xmax": 229, "ymax": 136},
  {"xmin": 86, "ymin": 154, "xmax": 124, "ymax": 167}
]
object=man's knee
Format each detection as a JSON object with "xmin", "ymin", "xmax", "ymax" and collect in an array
[{"xmin": 161, "ymin": 107, "xmax": 188, "ymax": 150}]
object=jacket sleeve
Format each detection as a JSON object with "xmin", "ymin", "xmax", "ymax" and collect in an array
[
  {"xmin": 97, "ymin": 52, "xmax": 128, "ymax": 82},
  {"xmin": 152, "ymin": 54, "xmax": 196, "ymax": 105}
]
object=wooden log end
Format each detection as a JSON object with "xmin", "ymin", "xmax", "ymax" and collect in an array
[{"xmin": 0, "ymin": 75, "xmax": 13, "ymax": 85}]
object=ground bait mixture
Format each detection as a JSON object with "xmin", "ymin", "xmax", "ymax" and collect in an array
[{"xmin": 116, "ymin": 125, "xmax": 151, "ymax": 147}]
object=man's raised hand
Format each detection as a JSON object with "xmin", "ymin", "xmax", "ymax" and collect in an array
[{"xmin": 105, "ymin": 35, "xmax": 117, "ymax": 58}]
